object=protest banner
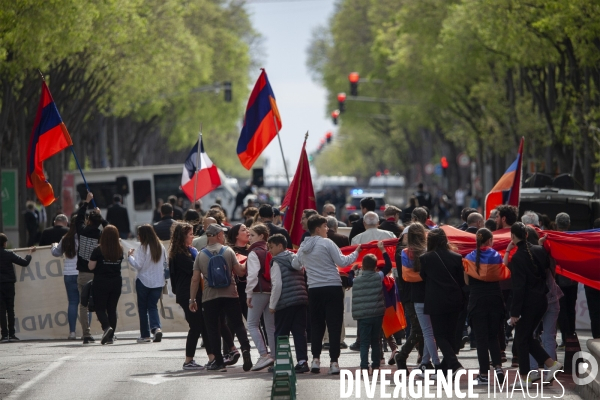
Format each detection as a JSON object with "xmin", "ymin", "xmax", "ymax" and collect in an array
[{"xmin": 11, "ymin": 241, "xmax": 188, "ymax": 340}]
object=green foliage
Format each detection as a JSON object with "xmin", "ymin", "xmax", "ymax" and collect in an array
[
  {"xmin": 307, "ymin": 0, "xmax": 600, "ymax": 191},
  {"xmin": 0, "ymin": 0, "xmax": 257, "ymax": 176}
]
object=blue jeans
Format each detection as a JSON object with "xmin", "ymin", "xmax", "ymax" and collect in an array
[
  {"xmin": 529, "ymin": 300, "xmax": 559, "ymax": 369},
  {"xmin": 414, "ymin": 303, "xmax": 440, "ymax": 365},
  {"xmin": 64, "ymin": 275, "xmax": 79, "ymax": 333},
  {"xmin": 136, "ymin": 279, "xmax": 162, "ymax": 338}
]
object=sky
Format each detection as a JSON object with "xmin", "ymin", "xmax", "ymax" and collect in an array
[{"xmin": 245, "ymin": 0, "xmax": 337, "ymax": 178}]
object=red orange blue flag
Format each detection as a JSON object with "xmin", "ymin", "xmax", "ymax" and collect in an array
[
  {"xmin": 237, "ymin": 69, "xmax": 282, "ymax": 170},
  {"xmin": 26, "ymin": 81, "xmax": 73, "ymax": 207},
  {"xmin": 484, "ymin": 137, "xmax": 524, "ymax": 218}
]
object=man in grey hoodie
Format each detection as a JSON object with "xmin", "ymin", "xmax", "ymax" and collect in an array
[{"xmin": 292, "ymin": 215, "xmax": 361, "ymax": 375}]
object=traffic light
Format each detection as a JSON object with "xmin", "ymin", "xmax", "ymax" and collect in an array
[
  {"xmin": 337, "ymin": 92, "xmax": 346, "ymax": 112},
  {"xmin": 441, "ymin": 156, "xmax": 448, "ymax": 177},
  {"xmin": 331, "ymin": 109, "xmax": 340, "ymax": 125},
  {"xmin": 308, "ymin": 154, "xmax": 314, "ymax": 163},
  {"xmin": 348, "ymin": 72, "xmax": 359, "ymax": 96},
  {"xmin": 223, "ymin": 81, "xmax": 232, "ymax": 102},
  {"xmin": 325, "ymin": 131, "xmax": 332, "ymax": 144}
]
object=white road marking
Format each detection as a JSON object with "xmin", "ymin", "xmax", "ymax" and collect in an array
[
  {"xmin": 6, "ymin": 356, "xmax": 73, "ymax": 400},
  {"xmin": 131, "ymin": 374, "xmax": 184, "ymax": 385}
]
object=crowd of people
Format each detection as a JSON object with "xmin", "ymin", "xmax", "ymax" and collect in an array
[{"xmin": 1, "ymin": 188, "xmax": 599, "ymax": 389}]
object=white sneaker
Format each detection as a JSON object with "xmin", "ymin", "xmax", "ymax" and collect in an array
[
  {"xmin": 311, "ymin": 359, "xmax": 321, "ymax": 373},
  {"xmin": 68, "ymin": 332, "xmax": 76, "ymax": 340},
  {"xmin": 251, "ymin": 355, "xmax": 274, "ymax": 371},
  {"xmin": 329, "ymin": 362, "xmax": 340, "ymax": 375},
  {"xmin": 544, "ymin": 361, "xmax": 563, "ymax": 381},
  {"xmin": 137, "ymin": 337, "xmax": 152, "ymax": 343}
]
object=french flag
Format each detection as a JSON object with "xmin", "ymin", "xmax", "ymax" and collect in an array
[{"xmin": 181, "ymin": 138, "xmax": 221, "ymax": 202}]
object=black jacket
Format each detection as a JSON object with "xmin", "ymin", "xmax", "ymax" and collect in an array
[
  {"xmin": 465, "ymin": 226, "xmax": 478, "ymax": 234},
  {"xmin": 348, "ymin": 217, "xmax": 366, "ymax": 243},
  {"xmin": 106, "ymin": 202, "xmax": 131, "ymax": 235},
  {"xmin": 509, "ymin": 241, "xmax": 549, "ymax": 317},
  {"xmin": 153, "ymin": 216, "xmax": 175, "ymax": 241},
  {"xmin": 419, "ymin": 249, "xmax": 465, "ymax": 315},
  {"xmin": 0, "ymin": 249, "xmax": 32, "ymax": 283},
  {"xmin": 379, "ymin": 219, "xmax": 402, "ymax": 238},
  {"xmin": 264, "ymin": 221, "xmax": 293, "ymax": 249},
  {"xmin": 75, "ymin": 202, "xmax": 107, "ymax": 273},
  {"xmin": 39, "ymin": 225, "xmax": 69, "ymax": 246},
  {"xmin": 169, "ymin": 252, "xmax": 201, "ymax": 306}
]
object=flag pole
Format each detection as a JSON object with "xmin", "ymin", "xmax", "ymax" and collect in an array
[
  {"xmin": 274, "ymin": 114, "xmax": 290, "ymax": 186},
  {"xmin": 69, "ymin": 147, "xmax": 97, "ymax": 208},
  {"xmin": 193, "ymin": 123, "xmax": 202, "ymax": 203}
]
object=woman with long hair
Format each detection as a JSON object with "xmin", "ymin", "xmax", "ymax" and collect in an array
[
  {"xmin": 462, "ymin": 228, "xmax": 508, "ymax": 384},
  {"xmin": 227, "ymin": 224, "xmax": 250, "ymax": 319},
  {"xmin": 401, "ymin": 222, "xmax": 439, "ymax": 375},
  {"xmin": 51, "ymin": 221, "xmax": 85, "ymax": 340},
  {"xmin": 88, "ymin": 225, "xmax": 123, "ymax": 345},
  {"xmin": 169, "ymin": 223, "xmax": 209, "ymax": 369},
  {"xmin": 507, "ymin": 223, "xmax": 562, "ymax": 388},
  {"xmin": 128, "ymin": 225, "xmax": 166, "ymax": 343},
  {"xmin": 169, "ymin": 223, "xmax": 239, "ymax": 369},
  {"xmin": 245, "ymin": 224, "xmax": 276, "ymax": 371},
  {"xmin": 419, "ymin": 228, "xmax": 465, "ymax": 376}
]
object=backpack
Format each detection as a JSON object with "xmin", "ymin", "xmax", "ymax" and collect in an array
[{"xmin": 202, "ymin": 246, "xmax": 232, "ymax": 288}]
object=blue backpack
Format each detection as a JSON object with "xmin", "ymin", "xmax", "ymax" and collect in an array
[{"xmin": 202, "ymin": 247, "xmax": 232, "ymax": 288}]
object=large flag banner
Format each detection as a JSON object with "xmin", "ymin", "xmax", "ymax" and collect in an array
[
  {"xmin": 281, "ymin": 140, "xmax": 315, "ymax": 247},
  {"xmin": 484, "ymin": 137, "xmax": 524, "ymax": 218},
  {"xmin": 26, "ymin": 81, "xmax": 73, "ymax": 206},
  {"xmin": 237, "ymin": 69, "xmax": 282, "ymax": 169},
  {"xmin": 181, "ymin": 138, "xmax": 221, "ymax": 202}
]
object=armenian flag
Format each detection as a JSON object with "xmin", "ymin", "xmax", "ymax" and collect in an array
[
  {"xmin": 382, "ymin": 276, "xmax": 407, "ymax": 337},
  {"xmin": 26, "ymin": 80, "xmax": 73, "ymax": 206},
  {"xmin": 401, "ymin": 248, "xmax": 423, "ymax": 282},
  {"xmin": 463, "ymin": 247, "xmax": 511, "ymax": 282},
  {"xmin": 237, "ymin": 69, "xmax": 282, "ymax": 170},
  {"xmin": 484, "ymin": 137, "xmax": 524, "ymax": 218}
]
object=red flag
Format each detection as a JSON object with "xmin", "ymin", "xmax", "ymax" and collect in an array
[
  {"xmin": 281, "ymin": 139, "xmax": 315, "ymax": 247},
  {"xmin": 27, "ymin": 81, "xmax": 73, "ymax": 206},
  {"xmin": 484, "ymin": 137, "xmax": 524, "ymax": 218}
]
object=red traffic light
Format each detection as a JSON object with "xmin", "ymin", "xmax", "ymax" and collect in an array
[
  {"xmin": 441, "ymin": 157, "xmax": 449, "ymax": 169},
  {"xmin": 325, "ymin": 131, "xmax": 332, "ymax": 139},
  {"xmin": 384, "ymin": 169, "xmax": 389, "ymax": 175},
  {"xmin": 376, "ymin": 171, "xmax": 382, "ymax": 177},
  {"xmin": 348, "ymin": 72, "xmax": 360, "ymax": 84},
  {"xmin": 337, "ymin": 92, "xmax": 347, "ymax": 102},
  {"xmin": 331, "ymin": 110, "xmax": 340, "ymax": 118},
  {"xmin": 320, "ymin": 138, "xmax": 326, "ymax": 145}
]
